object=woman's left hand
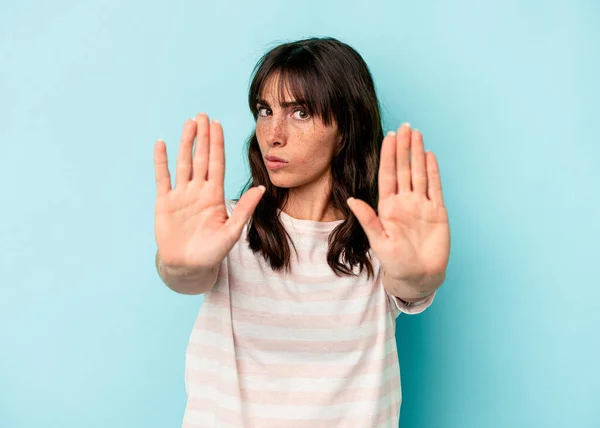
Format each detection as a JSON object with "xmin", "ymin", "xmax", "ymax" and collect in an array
[{"xmin": 347, "ymin": 123, "xmax": 450, "ymax": 285}]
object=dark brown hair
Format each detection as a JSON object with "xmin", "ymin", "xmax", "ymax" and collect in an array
[{"xmin": 235, "ymin": 36, "xmax": 384, "ymax": 280}]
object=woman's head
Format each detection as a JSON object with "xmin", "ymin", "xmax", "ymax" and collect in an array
[
  {"xmin": 253, "ymin": 71, "xmax": 343, "ymax": 195},
  {"xmin": 238, "ymin": 36, "xmax": 384, "ymax": 279}
]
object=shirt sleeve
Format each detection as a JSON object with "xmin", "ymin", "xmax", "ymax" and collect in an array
[{"xmin": 386, "ymin": 288, "xmax": 436, "ymax": 317}]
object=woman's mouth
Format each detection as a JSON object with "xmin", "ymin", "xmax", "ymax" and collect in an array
[
  {"xmin": 265, "ymin": 155, "xmax": 288, "ymax": 170},
  {"xmin": 266, "ymin": 159, "xmax": 288, "ymax": 170}
]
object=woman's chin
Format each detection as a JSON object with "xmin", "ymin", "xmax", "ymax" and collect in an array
[{"xmin": 267, "ymin": 176, "xmax": 297, "ymax": 189}]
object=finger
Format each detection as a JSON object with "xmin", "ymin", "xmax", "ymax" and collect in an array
[
  {"xmin": 426, "ymin": 151, "xmax": 445, "ymax": 205},
  {"xmin": 379, "ymin": 131, "xmax": 397, "ymax": 199},
  {"xmin": 176, "ymin": 118, "xmax": 197, "ymax": 188},
  {"xmin": 395, "ymin": 123, "xmax": 412, "ymax": 193},
  {"xmin": 226, "ymin": 185, "xmax": 266, "ymax": 238},
  {"xmin": 208, "ymin": 119, "xmax": 225, "ymax": 184},
  {"xmin": 192, "ymin": 113, "xmax": 210, "ymax": 182},
  {"xmin": 410, "ymin": 129, "xmax": 427, "ymax": 195},
  {"xmin": 346, "ymin": 197, "xmax": 387, "ymax": 245},
  {"xmin": 154, "ymin": 139, "xmax": 172, "ymax": 196}
]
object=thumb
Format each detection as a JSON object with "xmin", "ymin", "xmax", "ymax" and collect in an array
[
  {"xmin": 346, "ymin": 197, "xmax": 386, "ymax": 245},
  {"xmin": 226, "ymin": 185, "xmax": 266, "ymax": 237}
]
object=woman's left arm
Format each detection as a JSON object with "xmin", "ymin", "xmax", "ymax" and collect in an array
[{"xmin": 347, "ymin": 123, "xmax": 450, "ymax": 302}]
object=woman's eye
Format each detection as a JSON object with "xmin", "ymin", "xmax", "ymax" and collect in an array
[
  {"xmin": 293, "ymin": 109, "xmax": 310, "ymax": 120},
  {"xmin": 256, "ymin": 107, "xmax": 309, "ymax": 120}
]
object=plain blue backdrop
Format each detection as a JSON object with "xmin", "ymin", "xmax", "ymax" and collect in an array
[{"xmin": 1, "ymin": 0, "xmax": 599, "ymax": 427}]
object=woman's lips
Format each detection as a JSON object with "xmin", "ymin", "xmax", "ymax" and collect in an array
[
  {"xmin": 265, "ymin": 155, "xmax": 288, "ymax": 170},
  {"xmin": 266, "ymin": 160, "xmax": 288, "ymax": 170}
]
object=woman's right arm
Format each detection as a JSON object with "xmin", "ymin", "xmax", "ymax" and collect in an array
[
  {"xmin": 155, "ymin": 250, "xmax": 219, "ymax": 295},
  {"xmin": 153, "ymin": 113, "xmax": 265, "ymax": 295}
]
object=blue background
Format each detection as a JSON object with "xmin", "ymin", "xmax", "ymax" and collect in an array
[{"xmin": 1, "ymin": 0, "xmax": 598, "ymax": 427}]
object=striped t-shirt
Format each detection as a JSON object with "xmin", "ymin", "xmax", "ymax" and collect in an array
[{"xmin": 182, "ymin": 199, "xmax": 435, "ymax": 427}]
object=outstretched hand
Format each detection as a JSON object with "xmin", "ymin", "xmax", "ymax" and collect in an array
[
  {"xmin": 154, "ymin": 114, "xmax": 265, "ymax": 272},
  {"xmin": 347, "ymin": 123, "xmax": 450, "ymax": 286}
]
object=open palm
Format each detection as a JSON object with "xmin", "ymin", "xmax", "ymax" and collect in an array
[
  {"xmin": 347, "ymin": 123, "xmax": 450, "ymax": 282},
  {"xmin": 154, "ymin": 114, "xmax": 265, "ymax": 272}
]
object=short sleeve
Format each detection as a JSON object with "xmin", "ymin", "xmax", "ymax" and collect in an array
[{"xmin": 386, "ymin": 288, "xmax": 436, "ymax": 317}]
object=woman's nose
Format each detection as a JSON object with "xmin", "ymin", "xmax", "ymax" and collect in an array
[{"xmin": 266, "ymin": 116, "xmax": 287, "ymax": 145}]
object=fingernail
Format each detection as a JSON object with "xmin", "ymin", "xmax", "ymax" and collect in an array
[
  {"xmin": 386, "ymin": 131, "xmax": 396, "ymax": 137},
  {"xmin": 401, "ymin": 122, "xmax": 411, "ymax": 128},
  {"xmin": 213, "ymin": 119, "xmax": 220, "ymax": 124},
  {"xmin": 258, "ymin": 185, "xmax": 266, "ymax": 192}
]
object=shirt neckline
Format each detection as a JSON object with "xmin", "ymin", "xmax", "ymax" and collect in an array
[{"xmin": 276, "ymin": 208, "xmax": 345, "ymax": 233}]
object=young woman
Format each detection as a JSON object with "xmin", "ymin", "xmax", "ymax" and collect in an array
[{"xmin": 154, "ymin": 37, "xmax": 450, "ymax": 428}]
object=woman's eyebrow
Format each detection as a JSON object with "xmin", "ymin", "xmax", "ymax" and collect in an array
[{"xmin": 256, "ymin": 98, "xmax": 303, "ymax": 108}]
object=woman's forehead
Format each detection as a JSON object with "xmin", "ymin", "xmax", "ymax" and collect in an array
[{"xmin": 259, "ymin": 73, "xmax": 300, "ymax": 103}]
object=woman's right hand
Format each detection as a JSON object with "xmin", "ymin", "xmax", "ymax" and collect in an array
[{"xmin": 154, "ymin": 113, "xmax": 265, "ymax": 273}]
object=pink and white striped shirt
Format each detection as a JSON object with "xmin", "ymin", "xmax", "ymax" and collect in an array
[{"xmin": 182, "ymin": 199, "xmax": 435, "ymax": 427}]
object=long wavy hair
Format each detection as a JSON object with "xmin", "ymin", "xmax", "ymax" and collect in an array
[{"xmin": 235, "ymin": 37, "xmax": 384, "ymax": 280}]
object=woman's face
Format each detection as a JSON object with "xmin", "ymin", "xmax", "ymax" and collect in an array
[{"xmin": 255, "ymin": 74, "xmax": 342, "ymax": 191}]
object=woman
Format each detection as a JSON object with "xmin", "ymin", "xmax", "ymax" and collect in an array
[{"xmin": 154, "ymin": 36, "xmax": 450, "ymax": 428}]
